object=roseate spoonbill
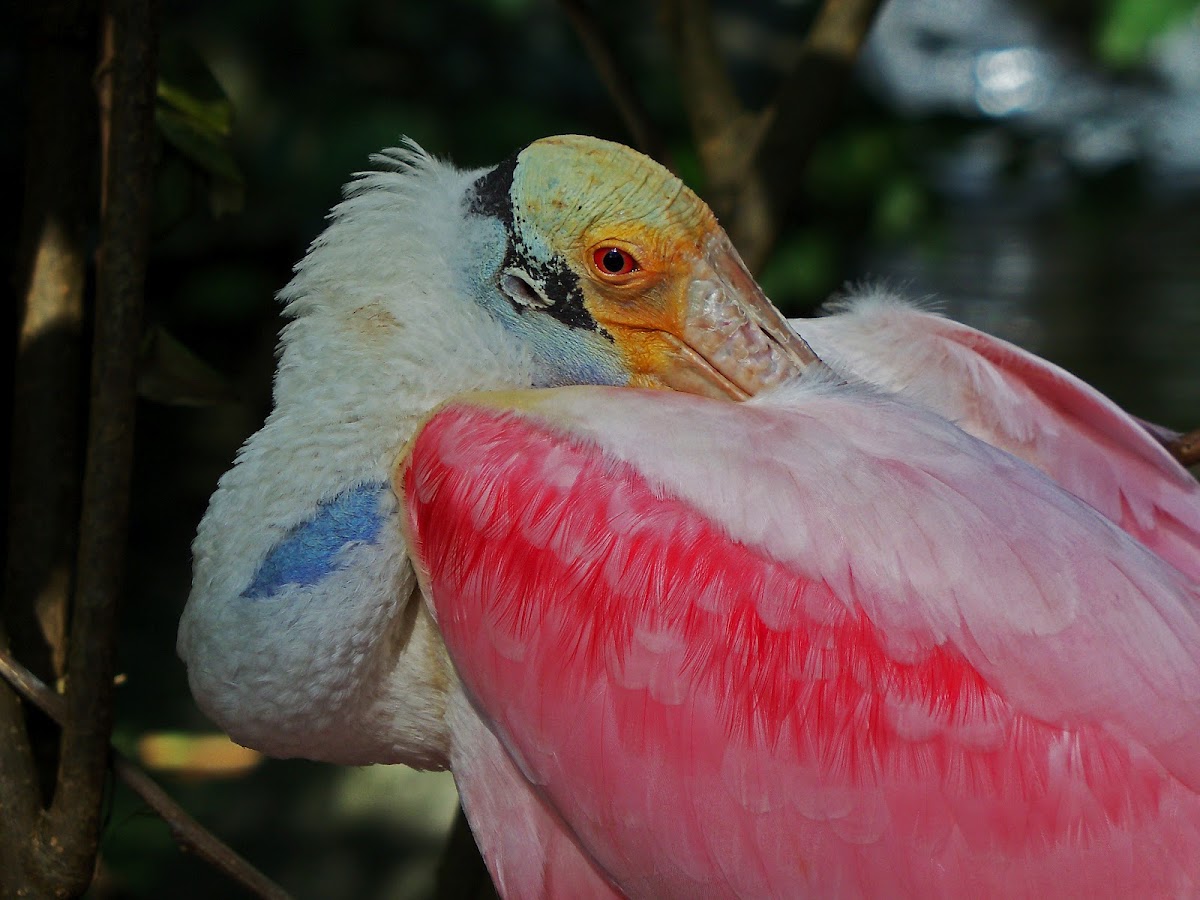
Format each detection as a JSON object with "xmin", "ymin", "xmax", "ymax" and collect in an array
[
  {"xmin": 177, "ymin": 134, "xmax": 1199, "ymax": 894},
  {"xmin": 179, "ymin": 134, "xmax": 817, "ymax": 765},
  {"xmin": 400, "ymin": 381, "xmax": 1200, "ymax": 898}
]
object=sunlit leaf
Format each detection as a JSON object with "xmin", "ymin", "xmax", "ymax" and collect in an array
[
  {"xmin": 157, "ymin": 79, "xmax": 233, "ymax": 138},
  {"xmin": 155, "ymin": 40, "xmax": 244, "ymax": 216},
  {"xmin": 155, "ymin": 39, "xmax": 234, "ymax": 128},
  {"xmin": 156, "ymin": 106, "xmax": 243, "ymax": 184},
  {"xmin": 137, "ymin": 731, "xmax": 263, "ymax": 779}
]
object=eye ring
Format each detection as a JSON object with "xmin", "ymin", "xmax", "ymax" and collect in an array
[{"xmin": 592, "ymin": 246, "xmax": 638, "ymax": 277}]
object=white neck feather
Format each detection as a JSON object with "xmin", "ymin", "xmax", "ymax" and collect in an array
[{"xmin": 179, "ymin": 143, "xmax": 531, "ymax": 767}]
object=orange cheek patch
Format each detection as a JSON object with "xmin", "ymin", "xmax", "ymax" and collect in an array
[
  {"xmin": 574, "ymin": 219, "xmax": 717, "ymax": 384},
  {"xmin": 604, "ymin": 326, "xmax": 684, "ymax": 383},
  {"xmin": 585, "ymin": 281, "xmax": 683, "ymax": 333}
]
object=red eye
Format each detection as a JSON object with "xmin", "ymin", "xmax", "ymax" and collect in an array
[{"xmin": 593, "ymin": 246, "xmax": 637, "ymax": 277}]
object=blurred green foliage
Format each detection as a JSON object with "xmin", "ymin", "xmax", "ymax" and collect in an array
[
  {"xmin": 1096, "ymin": 0, "xmax": 1199, "ymax": 66},
  {"xmin": 156, "ymin": 42, "xmax": 245, "ymax": 218}
]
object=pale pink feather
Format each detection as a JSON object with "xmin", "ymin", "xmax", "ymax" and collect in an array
[
  {"xmin": 797, "ymin": 293, "xmax": 1200, "ymax": 579},
  {"xmin": 445, "ymin": 691, "xmax": 623, "ymax": 899},
  {"xmin": 401, "ymin": 381, "xmax": 1200, "ymax": 899}
]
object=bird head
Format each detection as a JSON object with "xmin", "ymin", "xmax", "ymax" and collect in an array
[
  {"xmin": 179, "ymin": 134, "xmax": 818, "ymax": 769},
  {"xmin": 456, "ymin": 133, "xmax": 819, "ymax": 397}
]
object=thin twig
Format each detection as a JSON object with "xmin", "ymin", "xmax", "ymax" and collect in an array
[
  {"xmin": 0, "ymin": 621, "xmax": 40, "ymax": 886},
  {"xmin": 556, "ymin": 0, "xmax": 672, "ymax": 167},
  {"xmin": 0, "ymin": 625, "xmax": 40, "ymax": 889},
  {"xmin": 0, "ymin": 647, "xmax": 293, "ymax": 900},
  {"xmin": 0, "ymin": 651, "xmax": 60, "ymax": 716}
]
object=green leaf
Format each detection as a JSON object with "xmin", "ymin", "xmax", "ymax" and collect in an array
[
  {"xmin": 155, "ymin": 40, "xmax": 244, "ymax": 215},
  {"xmin": 155, "ymin": 39, "xmax": 235, "ymax": 131},
  {"xmin": 156, "ymin": 103, "xmax": 242, "ymax": 183},
  {"xmin": 1097, "ymin": 0, "xmax": 1199, "ymax": 67},
  {"xmin": 157, "ymin": 79, "xmax": 233, "ymax": 137}
]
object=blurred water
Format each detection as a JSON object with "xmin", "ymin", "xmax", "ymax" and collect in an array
[
  {"xmin": 864, "ymin": 0, "xmax": 1200, "ymax": 176},
  {"xmin": 856, "ymin": 191, "xmax": 1200, "ymax": 431},
  {"xmin": 853, "ymin": 0, "xmax": 1200, "ymax": 432}
]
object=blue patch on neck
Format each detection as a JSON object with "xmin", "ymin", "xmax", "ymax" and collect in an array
[{"xmin": 243, "ymin": 481, "xmax": 389, "ymax": 599}]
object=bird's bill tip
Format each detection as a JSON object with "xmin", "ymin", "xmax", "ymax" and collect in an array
[{"xmin": 662, "ymin": 233, "xmax": 823, "ymax": 399}]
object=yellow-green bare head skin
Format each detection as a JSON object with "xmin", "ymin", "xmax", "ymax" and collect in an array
[
  {"xmin": 512, "ymin": 134, "xmax": 714, "ymax": 247},
  {"xmin": 464, "ymin": 134, "xmax": 820, "ymax": 398}
]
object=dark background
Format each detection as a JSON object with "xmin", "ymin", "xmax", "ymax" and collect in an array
[{"xmin": 5, "ymin": 0, "xmax": 1199, "ymax": 896}]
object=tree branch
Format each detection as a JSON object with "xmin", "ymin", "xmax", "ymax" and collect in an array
[
  {"xmin": 736, "ymin": 0, "xmax": 887, "ymax": 269},
  {"xmin": 556, "ymin": 0, "xmax": 672, "ymax": 167},
  {"xmin": 660, "ymin": 0, "xmax": 763, "ymax": 211},
  {"xmin": 659, "ymin": 0, "xmax": 887, "ymax": 270},
  {"xmin": 1168, "ymin": 428, "xmax": 1200, "ymax": 468},
  {"xmin": 0, "ymin": 621, "xmax": 39, "ymax": 886},
  {"xmin": 0, "ymin": 647, "xmax": 293, "ymax": 900},
  {"xmin": 660, "ymin": 0, "xmax": 745, "ymax": 147},
  {"xmin": 30, "ymin": 0, "xmax": 157, "ymax": 892},
  {"xmin": 8, "ymin": 0, "xmax": 93, "ymax": 686},
  {"xmin": 3, "ymin": 0, "xmax": 96, "ymax": 888}
]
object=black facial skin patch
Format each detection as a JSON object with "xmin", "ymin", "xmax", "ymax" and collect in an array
[{"xmin": 467, "ymin": 155, "xmax": 604, "ymax": 336}]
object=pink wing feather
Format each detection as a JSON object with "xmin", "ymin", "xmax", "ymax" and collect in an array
[
  {"xmin": 401, "ymin": 383, "xmax": 1200, "ymax": 899},
  {"xmin": 799, "ymin": 294, "xmax": 1200, "ymax": 579}
]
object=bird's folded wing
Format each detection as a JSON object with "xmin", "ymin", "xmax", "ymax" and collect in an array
[
  {"xmin": 399, "ymin": 382, "xmax": 1200, "ymax": 898},
  {"xmin": 799, "ymin": 293, "xmax": 1200, "ymax": 579}
]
